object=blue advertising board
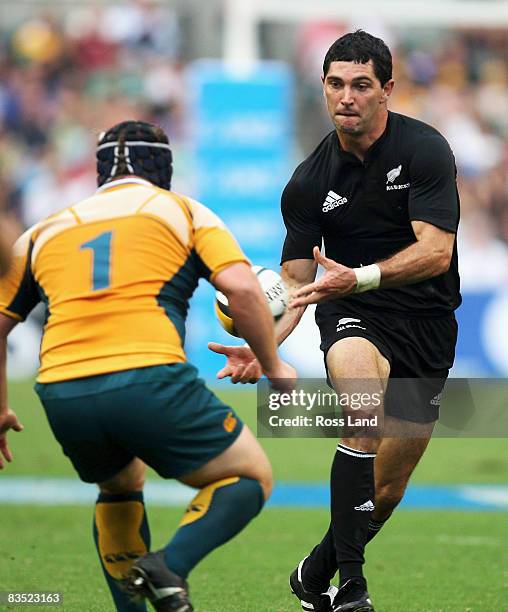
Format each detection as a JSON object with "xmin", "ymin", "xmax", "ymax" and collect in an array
[{"xmin": 184, "ymin": 60, "xmax": 294, "ymax": 379}]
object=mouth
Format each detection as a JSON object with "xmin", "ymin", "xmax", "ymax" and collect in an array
[{"xmin": 337, "ymin": 111, "xmax": 359, "ymax": 117}]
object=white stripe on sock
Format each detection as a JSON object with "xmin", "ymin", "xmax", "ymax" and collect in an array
[{"xmin": 337, "ymin": 443, "xmax": 377, "ymax": 458}]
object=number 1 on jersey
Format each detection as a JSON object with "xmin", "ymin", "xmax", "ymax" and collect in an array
[{"xmin": 80, "ymin": 231, "xmax": 113, "ymax": 291}]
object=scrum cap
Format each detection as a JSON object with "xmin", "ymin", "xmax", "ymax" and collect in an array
[{"xmin": 96, "ymin": 120, "xmax": 173, "ymax": 190}]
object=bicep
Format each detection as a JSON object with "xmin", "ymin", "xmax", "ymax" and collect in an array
[
  {"xmin": 411, "ymin": 220, "xmax": 455, "ymax": 256},
  {"xmin": 212, "ymin": 262, "xmax": 258, "ymax": 297},
  {"xmin": 0, "ymin": 313, "xmax": 17, "ymax": 338}
]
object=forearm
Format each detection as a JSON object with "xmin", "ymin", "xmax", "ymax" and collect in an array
[
  {"xmin": 275, "ymin": 302, "xmax": 305, "ymax": 345},
  {"xmin": 276, "ymin": 259, "xmax": 317, "ymax": 343},
  {"xmin": 0, "ymin": 337, "xmax": 8, "ymax": 414},
  {"xmin": 377, "ymin": 240, "xmax": 451, "ymax": 289},
  {"xmin": 227, "ymin": 289, "xmax": 280, "ymax": 375}
]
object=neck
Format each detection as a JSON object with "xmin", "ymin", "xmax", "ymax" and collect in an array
[{"xmin": 337, "ymin": 108, "xmax": 389, "ymax": 162}]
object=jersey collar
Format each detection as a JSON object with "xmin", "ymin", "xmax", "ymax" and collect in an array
[
  {"xmin": 96, "ymin": 177, "xmax": 154, "ymax": 193},
  {"xmin": 336, "ymin": 111, "xmax": 393, "ymax": 165}
]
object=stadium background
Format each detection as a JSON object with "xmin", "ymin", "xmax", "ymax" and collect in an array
[{"xmin": 0, "ymin": 1, "xmax": 507, "ymax": 611}]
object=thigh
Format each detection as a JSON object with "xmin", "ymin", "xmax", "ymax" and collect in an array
[
  {"xmin": 326, "ymin": 337, "xmax": 391, "ymax": 382},
  {"xmin": 327, "ymin": 337, "xmax": 390, "ymax": 449}
]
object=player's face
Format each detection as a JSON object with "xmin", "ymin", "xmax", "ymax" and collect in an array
[{"xmin": 322, "ymin": 60, "xmax": 393, "ymax": 136}]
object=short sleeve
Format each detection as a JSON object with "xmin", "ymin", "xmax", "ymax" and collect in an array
[
  {"xmin": 0, "ymin": 229, "xmax": 41, "ymax": 321},
  {"xmin": 408, "ymin": 135, "xmax": 459, "ymax": 233},
  {"xmin": 280, "ymin": 178, "xmax": 322, "ymax": 264},
  {"xmin": 188, "ymin": 198, "xmax": 250, "ymax": 281}
]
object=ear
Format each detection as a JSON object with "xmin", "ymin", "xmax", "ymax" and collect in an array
[{"xmin": 380, "ymin": 79, "xmax": 395, "ymax": 104}]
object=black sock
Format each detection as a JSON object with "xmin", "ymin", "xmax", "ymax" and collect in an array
[
  {"xmin": 332, "ymin": 444, "xmax": 376, "ymax": 585},
  {"xmin": 366, "ymin": 517, "xmax": 388, "ymax": 543},
  {"xmin": 303, "ymin": 526, "xmax": 337, "ymax": 593}
]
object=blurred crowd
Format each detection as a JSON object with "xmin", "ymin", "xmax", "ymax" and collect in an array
[
  {"xmin": 0, "ymin": 1, "xmax": 185, "ymax": 228},
  {"xmin": 1, "ymin": 5, "xmax": 507, "ymax": 289}
]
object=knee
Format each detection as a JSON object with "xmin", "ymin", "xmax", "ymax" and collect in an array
[
  {"xmin": 256, "ymin": 461, "xmax": 274, "ymax": 502},
  {"xmin": 99, "ymin": 460, "xmax": 146, "ymax": 495}
]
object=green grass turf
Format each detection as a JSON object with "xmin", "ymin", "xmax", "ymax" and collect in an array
[
  {"xmin": 0, "ymin": 505, "xmax": 506, "ymax": 611},
  {"xmin": 2, "ymin": 380, "xmax": 507, "ymax": 611},
  {"xmin": 5, "ymin": 380, "xmax": 508, "ymax": 483}
]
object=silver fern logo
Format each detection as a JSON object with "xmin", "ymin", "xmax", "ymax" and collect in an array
[{"xmin": 386, "ymin": 165, "xmax": 402, "ymax": 184}]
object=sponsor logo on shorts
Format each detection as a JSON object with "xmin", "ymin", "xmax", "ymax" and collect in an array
[
  {"xmin": 223, "ymin": 411, "xmax": 238, "ymax": 433},
  {"xmin": 430, "ymin": 392, "xmax": 443, "ymax": 407},
  {"xmin": 336, "ymin": 317, "xmax": 367, "ymax": 332}
]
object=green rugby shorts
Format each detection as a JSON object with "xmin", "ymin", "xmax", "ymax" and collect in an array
[{"xmin": 35, "ymin": 363, "xmax": 243, "ymax": 483}]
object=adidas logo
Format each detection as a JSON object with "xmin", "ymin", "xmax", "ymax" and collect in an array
[
  {"xmin": 354, "ymin": 500, "xmax": 375, "ymax": 512},
  {"xmin": 322, "ymin": 190, "xmax": 348, "ymax": 213}
]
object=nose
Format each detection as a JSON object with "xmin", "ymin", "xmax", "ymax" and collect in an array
[{"xmin": 340, "ymin": 86, "xmax": 354, "ymax": 106}]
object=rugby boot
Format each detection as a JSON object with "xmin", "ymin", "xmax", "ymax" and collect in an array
[
  {"xmin": 332, "ymin": 578, "xmax": 374, "ymax": 612},
  {"xmin": 290, "ymin": 557, "xmax": 338, "ymax": 611},
  {"xmin": 125, "ymin": 551, "xmax": 193, "ymax": 612}
]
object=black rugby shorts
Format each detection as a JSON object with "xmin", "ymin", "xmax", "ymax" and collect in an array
[{"xmin": 316, "ymin": 302, "xmax": 458, "ymax": 424}]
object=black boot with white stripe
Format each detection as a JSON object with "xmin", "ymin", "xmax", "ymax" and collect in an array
[
  {"xmin": 331, "ymin": 578, "xmax": 374, "ymax": 611},
  {"xmin": 125, "ymin": 551, "xmax": 193, "ymax": 612},
  {"xmin": 290, "ymin": 557, "xmax": 338, "ymax": 611}
]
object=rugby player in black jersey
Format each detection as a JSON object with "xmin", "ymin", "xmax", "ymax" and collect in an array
[{"xmin": 209, "ymin": 30, "xmax": 460, "ymax": 612}]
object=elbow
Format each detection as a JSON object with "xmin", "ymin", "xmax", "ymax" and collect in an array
[
  {"xmin": 222, "ymin": 280, "xmax": 262, "ymax": 309},
  {"xmin": 432, "ymin": 249, "xmax": 452, "ymax": 276}
]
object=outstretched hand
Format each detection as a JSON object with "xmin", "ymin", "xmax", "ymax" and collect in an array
[
  {"xmin": 0, "ymin": 409, "xmax": 24, "ymax": 469},
  {"xmin": 208, "ymin": 342, "xmax": 263, "ymax": 384},
  {"xmin": 290, "ymin": 247, "xmax": 357, "ymax": 307}
]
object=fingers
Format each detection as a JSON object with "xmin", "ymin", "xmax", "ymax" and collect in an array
[
  {"xmin": 216, "ymin": 365, "xmax": 234, "ymax": 379},
  {"xmin": 13, "ymin": 420, "xmax": 23, "ymax": 432},
  {"xmin": 0, "ymin": 437, "xmax": 11, "ymax": 467},
  {"xmin": 208, "ymin": 342, "xmax": 230, "ymax": 355},
  {"xmin": 291, "ymin": 290, "xmax": 328, "ymax": 307},
  {"xmin": 218, "ymin": 362, "xmax": 261, "ymax": 384},
  {"xmin": 313, "ymin": 246, "xmax": 332, "ymax": 267},
  {"xmin": 293, "ymin": 281, "xmax": 322, "ymax": 299}
]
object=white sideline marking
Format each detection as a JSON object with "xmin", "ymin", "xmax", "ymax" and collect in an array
[
  {"xmin": 0, "ymin": 477, "xmax": 195, "ymax": 506},
  {"xmin": 461, "ymin": 486, "xmax": 508, "ymax": 508}
]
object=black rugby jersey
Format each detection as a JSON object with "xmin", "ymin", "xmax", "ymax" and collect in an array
[{"xmin": 281, "ymin": 112, "xmax": 461, "ymax": 317}]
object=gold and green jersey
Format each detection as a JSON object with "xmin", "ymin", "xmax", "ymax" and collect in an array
[{"xmin": 0, "ymin": 178, "xmax": 248, "ymax": 382}]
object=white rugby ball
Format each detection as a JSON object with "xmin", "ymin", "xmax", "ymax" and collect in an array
[{"xmin": 215, "ymin": 265, "xmax": 288, "ymax": 337}]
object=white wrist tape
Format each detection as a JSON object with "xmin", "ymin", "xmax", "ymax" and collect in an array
[{"xmin": 353, "ymin": 264, "xmax": 381, "ymax": 293}]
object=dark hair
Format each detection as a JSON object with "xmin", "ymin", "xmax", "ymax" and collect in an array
[
  {"xmin": 323, "ymin": 30, "xmax": 392, "ymax": 85},
  {"xmin": 96, "ymin": 120, "xmax": 173, "ymax": 190}
]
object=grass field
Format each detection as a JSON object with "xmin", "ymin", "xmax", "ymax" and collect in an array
[{"xmin": 1, "ymin": 380, "xmax": 507, "ymax": 611}]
